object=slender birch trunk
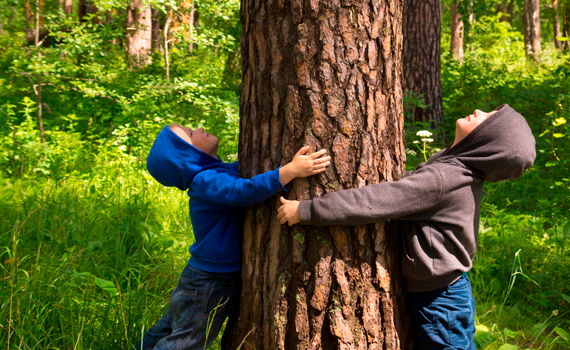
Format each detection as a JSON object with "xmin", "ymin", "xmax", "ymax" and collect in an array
[{"xmin": 451, "ymin": 0, "xmax": 465, "ymax": 60}]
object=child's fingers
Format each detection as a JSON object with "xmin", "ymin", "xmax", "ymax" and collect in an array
[
  {"xmin": 309, "ymin": 149, "xmax": 327, "ymax": 159},
  {"xmin": 279, "ymin": 196, "xmax": 289, "ymax": 205},
  {"xmin": 295, "ymin": 146, "xmax": 310, "ymax": 157},
  {"xmin": 313, "ymin": 156, "xmax": 331, "ymax": 164}
]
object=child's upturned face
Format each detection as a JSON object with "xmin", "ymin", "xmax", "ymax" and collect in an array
[
  {"xmin": 169, "ymin": 124, "xmax": 219, "ymax": 158},
  {"xmin": 452, "ymin": 109, "xmax": 496, "ymax": 147}
]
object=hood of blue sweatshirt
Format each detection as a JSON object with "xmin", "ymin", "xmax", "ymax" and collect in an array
[{"xmin": 146, "ymin": 126, "xmax": 222, "ymax": 191}]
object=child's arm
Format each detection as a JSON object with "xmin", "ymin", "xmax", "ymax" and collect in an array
[
  {"xmin": 189, "ymin": 147, "xmax": 330, "ymax": 207},
  {"xmin": 279, "ymin": 146, "xmax": 330, "ymax": 186},
  {"xmin": 277, "ymin": 166, "xmax": 443, "ymax": 226}
]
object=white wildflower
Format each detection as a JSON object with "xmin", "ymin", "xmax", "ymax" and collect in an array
[
  {"xmin": 416, "ymin": 130, "xmax": 433, "ymax": 137},
  {"xmin": 406, "ymin": 149, "xmax": 417, "ymax": 156},
  {"xmin": 413, "ymin": 140, "xmax": 420, "ymax": 144},
  {"xmin": 421, "ymin": 138, "xmax": 434, "ymax": 143}
]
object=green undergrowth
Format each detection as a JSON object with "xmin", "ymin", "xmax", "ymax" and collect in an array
[{"xmin": 0, "ymin": 160, "xmax": 197, "ymax": 348}]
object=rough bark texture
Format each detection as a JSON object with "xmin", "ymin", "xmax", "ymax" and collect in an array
[
  {"xmin": 451, "ymin": 0, "xmax": 464, "ymax": 60},
  {"xmin": 553, "ymin": 0, "xmax": 562, "ymax": 50},
  {"xmin": 402, "ymin": 0, "xmax": 443, "ymax": 127},
  {"xmin": 222, "ymin": 0, "xmax": 412, "ymax": 349},
  {"xmin": 125, "ymin": 0, "xmax": 152, "ymax": 67},
  {"xmin": 523, "ymin": 0, "xmax": 541, "ymax": 61}
]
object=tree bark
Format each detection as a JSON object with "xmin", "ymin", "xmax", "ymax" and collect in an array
[
  {"xmin": 164, "ymin": 11, "xmax": 172, "ymax": 80},
  {"xmin": 25, "ymin": 0, "xmax": 35, "ymax": 45},
  {"xmin": 78, "ymin": 0, "xmax": 98, "ymax": 22},
  {"xmin": 402, "ymin": 0, "xmax": 443, "ymax": 127},
  {"xmin": 35, "ymin": 0, "xmax": 45, "ymax": 144},
  {"xmin": 523, "ymin": 0, "xmax": 541, "ymax": 61},
  {"xmin": 498, "ymin": 2, "xmax": 509, "ymax": 21},
  {"xmin": 64, "ymin": 0, "xmax": 72, "ymax": 15},
  {"xmin": 565, "ymin": 1, "xmax": 570, "ymax": 50},
  {"xmin": 222, "ymin": 1, "xmax": 412, "ymax": 349},
  {"xmin": 125, "ymin": 0, "xmax": 152, "ymax": 68},
  {"xmin": 553, "ymin": 0, "xmax": 562, "ymax": 50},
  {"xmin": 451, "ymin": 0, "xmax": 464, "ymax": 60},
  {"xmin": 151, "ymin": 8, "xmax": 161, "ymax": 53},
  {"xmin": 189, "ymin": 0, "xmax": 195, "ymax": 53}
]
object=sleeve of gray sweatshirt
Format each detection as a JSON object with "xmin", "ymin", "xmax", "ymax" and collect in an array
[{"xmin": 299, "ymin": 166, "xmax": 443, "ymax": 226}]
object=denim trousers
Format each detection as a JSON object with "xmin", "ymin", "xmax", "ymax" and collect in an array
[
  {"xmin": 135, "ymin": 264, "xmax": 241, "ymax": 350},
  {"xmin": 408, "ymin": 273, "xmax": 476, "ymax": 350}
]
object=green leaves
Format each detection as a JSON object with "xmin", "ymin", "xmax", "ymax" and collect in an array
[
  {"xmin": 71, "ymin": 271, "xmax": 119, "ymax": 296},
  {"xmin": 475, "ymin": 325, "xmax": 523, "ymax": 350}
]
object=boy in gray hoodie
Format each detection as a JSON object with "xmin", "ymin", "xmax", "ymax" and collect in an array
[{"xmin": 277, "ymin": 104, "xmax": 536, "ymax": 349}]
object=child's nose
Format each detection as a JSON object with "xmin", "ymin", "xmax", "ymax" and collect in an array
[{"xmin": 198, "ymin": 127, "xmax": 204, "ymax": 133}]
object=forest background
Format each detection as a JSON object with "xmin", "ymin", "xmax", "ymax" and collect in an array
[{"xmin": 0, "ymin": 0, "xmax": 569, "ymax": 348}]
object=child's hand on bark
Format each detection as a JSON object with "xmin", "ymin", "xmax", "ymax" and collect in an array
[
  {"xmin": 277, "ymin": 197, "xmax": 300, "ymax": 226},
  {"xmin": 279, "ymin": 146, "xmax": 330, "ymax": 185}
]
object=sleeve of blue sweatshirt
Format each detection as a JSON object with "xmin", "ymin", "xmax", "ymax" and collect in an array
[{"xmin": 189, "ymin": 167, "xmax": 288, "ymax": 207}]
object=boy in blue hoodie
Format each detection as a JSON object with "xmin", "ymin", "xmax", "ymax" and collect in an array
[{"xmin": 138, "ymin": 124, "xmax": 330, "ymax": 350}]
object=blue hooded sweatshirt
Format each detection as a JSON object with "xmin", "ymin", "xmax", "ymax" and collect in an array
[{"xmin": 147, "ymin": 126, "xmax": 288, "ymax": 273}]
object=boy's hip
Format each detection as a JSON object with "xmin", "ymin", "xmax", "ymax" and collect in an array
[{"xmin": 407, "ymin": 273, "xmax": 476, "ymax": 349}]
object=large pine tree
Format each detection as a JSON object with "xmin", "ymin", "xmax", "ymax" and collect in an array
[{"xmin": 222, "ymin": 1, "xmax": 412, "ymax": 349}]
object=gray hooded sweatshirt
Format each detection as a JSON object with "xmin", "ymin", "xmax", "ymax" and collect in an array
[{"xmin": 299, "ymin": 104, "xmax": 536, "ymax": 292}]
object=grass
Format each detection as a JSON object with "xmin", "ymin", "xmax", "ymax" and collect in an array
[{"xmin": 0, "ymin": 158, "xmax": 205, "ymax": 349}]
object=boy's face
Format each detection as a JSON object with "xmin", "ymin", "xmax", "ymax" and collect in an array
[
  {"xmin": 169, "ymin": 124, "xmax": 219, "ymax": 158},
  {"xmin": 453, "ymin": 109, "xmax": 496, "ymax": 146}
]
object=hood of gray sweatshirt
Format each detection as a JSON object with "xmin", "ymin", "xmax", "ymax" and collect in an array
[{"xmin": 299, "ymin": 104, "xmax": 536, "ymax": 292}]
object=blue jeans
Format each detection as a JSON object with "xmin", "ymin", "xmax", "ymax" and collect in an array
[
  {"xmin": 135, "ymin": 265, "xmax": 241, "ymax": 350},
  {"xmin": 408, "ymin": 273, "xmax": 476, "ymax": 350}
]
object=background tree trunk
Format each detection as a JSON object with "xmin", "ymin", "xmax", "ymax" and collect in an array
[
  {"xmin": 125, "ymin": 0, "xmax": 152, "ymax": 68},
  {"xmin": 151, "ymin": 8, "xmax": 161, "ymax": 53},
  {"xmin": 498, "ymin": 2, "xmax": 509, "ymax": 21},
  {"xmin": 553, "ymin": 0, "xmax": 562, "ymax": 49},
  {"xmin": 222, "ymin": 1, "xmax": 412, "ymax": 349},
  {"xmin": 451, "ymin": 0, "xmax": 465, "ymax": 60},
  {"xmin": 402, "ymin": 0, "xmax": 443, "ymax": 129},
  {"xmin": 78, "ymin": 0, "xmax": 98, "ymax": 22},
  {"xmin": 523, "ymin": 0, "xmax": 541, "ymax": 61},
  {"xmin": 64, "ymin": 0, "xmax": 72, "ymax": 15},
  {"xmin": 565, "ymin": 1, "xmax": 570, "ymax": 50}
]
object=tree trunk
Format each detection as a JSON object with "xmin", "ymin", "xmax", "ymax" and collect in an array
[
  {"xmin": 64, "ymin": 0, "xmax": 72, "ymax": 15},
  {"xmin": 553, "ymin": 0, "xmax": 562, "ymax": 50},
  {"xmin": 125, "ymin": 0, "xmax": 152, "ymax": 68},
  {"xmin": 498, "ymin": 2, "xmax": 509, "ymax": 21},
  {"xmin": 507, "ymin": 0, "xmax": 514, "ymax": 21},
  {"xmin": 151, "ymin": 8, "xmax": 161, "ymax": 53},
  {"xmin": 402, "ymin": 0, "xmax": 443, "ymax": 128},
  {"xmin": 523, "ymin": 0, "xmax": 541, "ymax": 61},
  {"xmin": 25, "ymin": 0, "xmax": 34, "ymax": 45},
  {"xmin": 565, "ymin": 1, "xmax": 570, "ymax": 50},
  {"xmin": 451, "ymin": 0, "xmax": 464, "ymax": 60},
  {"xmin": 189, "ymin": 0, "xmax": 195, "ymax": 53},
  {"xmin": 222, "ymin": 1, "xmax": 412, "ymax": 349},
  {"xmin": 78, "ymin": 0, "xmax": 98, "ymax": 22},
  {"xmin": 164, "ymin": 11, "xmax": 172, "ymax": 80}
]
